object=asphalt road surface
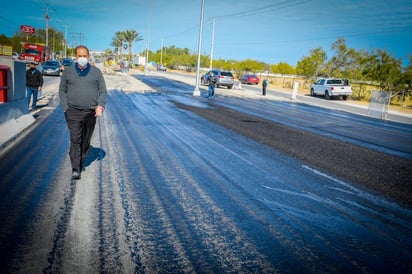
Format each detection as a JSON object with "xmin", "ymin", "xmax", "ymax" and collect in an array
[{"xmin": 0, "ymin": 72, "xmax": 411, "ymax": 273}]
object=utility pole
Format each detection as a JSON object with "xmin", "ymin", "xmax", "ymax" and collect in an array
[
  {"xmin": 160, "ymin": 38, "xmax": 164, "ymax": 65},
  {"xmin": 71, "ymin": 32, "xmax": 83, "ymax": 48},
  {"xmin": 44, "ymin": 5, "xmax": 50, "ymax": 46},
  {"xmin": 41, "ymin": 2, "xmax": 55, "ymax": 47},
  {"xmin": 209, "ymin": 18, "xmax": 215, "ymax": 70},
  {"xmin": 146, "ymin": 0, "xmax": 151, "ymax": 64},
  {"xmin": 63, "ymin": 24, "xmax": 69, "ymax": 58},
  {"xmin": 193, "ymin": 0, "xmax": 205, "ymax": 96}
]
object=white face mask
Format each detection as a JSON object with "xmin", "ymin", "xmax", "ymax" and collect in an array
[{"xmin": 77, "ymin": 57, "xmax": 89, "ymax": 67}]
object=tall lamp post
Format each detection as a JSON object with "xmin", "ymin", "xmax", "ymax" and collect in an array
[
  {"xmin": 145, "ymin": 0, "xmax": 151, "ymax": 71},
  {"xmin": 144, "ymin": 0, "xmax": 152, "ymax": 75},
  {"xmin": 193, "ymin": 0, "xmax": 205, "ymax": 96},
  {"xmin": 209, "ymin": 18, "xmax": 215, "ymax": 70},
  {"xmin": 160, "ymin": 38, "xmax": 164, "ymax": 65}
]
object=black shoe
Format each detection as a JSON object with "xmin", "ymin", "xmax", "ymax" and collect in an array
[{"xmin": 72, "ymin": 169, "xmax": 81, "ymax": 180}]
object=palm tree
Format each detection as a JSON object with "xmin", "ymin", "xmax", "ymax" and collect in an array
[
  {"xmin": 111, "ymin": 31, "xmax": 125, "ymax": 61},
  {"xmin": 122, "ymin": 29, "xmax": 143, "ymax": 61}
]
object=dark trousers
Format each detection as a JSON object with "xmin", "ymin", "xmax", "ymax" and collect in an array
[{"xmin": 64, "ymin": 107, "xmax": 96, "ymax": 171}]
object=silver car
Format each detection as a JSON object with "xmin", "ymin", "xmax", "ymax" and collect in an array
[
  {"xmin": 201, "ymin": 70, "xmax": 234, "ymax": 89},
  {"xmin": 42, "ymin": 60, "xmax": 62, "ymax": 76}
]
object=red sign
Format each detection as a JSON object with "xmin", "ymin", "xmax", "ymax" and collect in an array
[{"xmin": 20, "ymin": 25, "xmax": 35, "ymax": 34}]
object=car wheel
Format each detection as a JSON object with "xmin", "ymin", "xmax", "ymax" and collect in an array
[
  {"xmin": 228, "ymin": 85, "xmax": 233, "ymax": 89},
  {"xmin": 342, "ymin": 95, "xmax": 348, "ymax": 100},
  {"xmin": 310, "ymin": 88, "xmax": 315, "ymax": 96},
  {"xmin": 325, "ymin": 91, "xmax": 331, "ymax": 100}
]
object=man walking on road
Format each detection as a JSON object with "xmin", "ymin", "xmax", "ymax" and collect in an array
[
  {"xmin": 59, "ymin": 45, "xmax": 107, "ymax": 180},
  {"xmin": 208, "ymin": 71, "xmax": 217, "ymax": 99},
  {"xmin": 26, "ymin": 62, "xmax": 43, "ymax": 111}
]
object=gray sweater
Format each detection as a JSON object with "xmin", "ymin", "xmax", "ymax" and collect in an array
[{"xmin": 59, "ymin": 64, "xmax": 107, "ymax": 112}]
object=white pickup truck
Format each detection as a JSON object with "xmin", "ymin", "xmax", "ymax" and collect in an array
[{"xmin": 310, "ymin": 78, "xmax": 352, "ymax": 100}]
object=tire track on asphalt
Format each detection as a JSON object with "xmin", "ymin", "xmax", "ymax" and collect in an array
[
  {"xmin": 121, "ymin": 92, "xmax": 281, "ymax": 272},
  {"xmin": 101, "ymin": 92, "xmax": 181, "ymax": 272},
  {"xmin": 43, "ymin": 181, "xmax": 77, "ymax": 273},
  {"xmin": 96, "ymin": 116, "xmax": 124, "ymax": 272},
  {"xmin": 97, "ymin": 98, "xmax": 141, "ymax": 273},
  {"xmin": 132, "ymin": 96, "xmax": 280, "ymax": 271}
]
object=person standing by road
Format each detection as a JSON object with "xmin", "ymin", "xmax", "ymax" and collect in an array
[
  {"xmin": 208, "ymin": 71, "xmax": 217, "ymax": 99},
  {"xmin": 26, "ymin": 62, "xmax": 43, "ymax": 111},
  {"xmin": 59, "ymin": 45, "xmax": 107, "ymax": 180},
  {"xmin": 262, "ymin": 79, "xmax": 268, "ymax": 96}
]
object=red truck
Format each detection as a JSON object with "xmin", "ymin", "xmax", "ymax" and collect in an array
[{"xmin": 19, "ymin": 43, "xmax": 51, "ymax": 63}]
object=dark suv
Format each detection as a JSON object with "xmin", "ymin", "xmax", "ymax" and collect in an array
[{"xmin": 201, "ymin": 70, "xmax": 234, "ymax": 89}]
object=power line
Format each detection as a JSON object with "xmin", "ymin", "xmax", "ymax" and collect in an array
[
  {"xmin": 212, "ymin": 0, "xmax": 312, "ymax": 21},
  {"xmin": 213, "ymin": 26, "xmax": 412, "ymax": 47},
  {"xmin": 163, "ymin": 0, "xmax": 312, "ymax": 40}
]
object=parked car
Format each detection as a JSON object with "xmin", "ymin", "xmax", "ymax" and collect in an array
[
  {"xmin": 201, "ymin": 70, "xmax": 234, "ymax": 89},
  {"xmin": 157, "ymin": 64, "xmax": 166, "ymax": 72},
  {"xmin": 239, "ymin": 74, "xmax": 260, "ymax": 85},
  {"xmin": 60, "ymin": 58, "xmax": 74, "ymax": 71},
  {"xmin": 42, "ymin": 60, "xmax": 62, "ymax": 76},
  {"xmin": 310, "ymin": 78, "xmax": 352, "ymax": 100}
]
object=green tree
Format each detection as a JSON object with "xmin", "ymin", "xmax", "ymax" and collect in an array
[
  {"xmin": 325, "ymin": 38, "xmax": 360, "ymax": 78},
  {"xmin": 111, "ymin": 31, "xmax": 125, "ymax": 61},
  {"xmin": 213, "ymin": 58, "xmax": 237, "ymax": 71},
  {"xmin": 296, "ymin": 47, "xmax": 327, "ymax": 78},
  {"xmin": 277, "ymin": 62, "xmax": 296, "ymax": 75},
  {"xmin": 362, "ymin": 49, "xmax": 402, "ymax": 92},
  {"xmin": 122, "ymin": 29, "xmax": 143, "ymax": 61},
  {"xmin": 403, "ymin": 55, "xmax": 412, "ymax": 96},
  {"xmin": 238, "ymin": 59, "xmax": 265, "ymax": 73}
]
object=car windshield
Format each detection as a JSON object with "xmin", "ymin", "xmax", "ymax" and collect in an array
[
  {"xmin": 24, "ymin": 49, "xmax": 40, "ymax": 55},
  {"xmin": 44, "ymin": 62, "xmax": 59, "ymax": 66},
  {"xmin": 62, "ymin": 59, "xmax": 73, "ymax": 65}
]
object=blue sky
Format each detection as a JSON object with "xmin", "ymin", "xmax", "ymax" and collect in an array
[{"xmin": 1, "ymin": 0, "xmax": 411, "ymax": 66}]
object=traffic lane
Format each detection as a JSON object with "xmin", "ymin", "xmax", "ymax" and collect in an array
[
  {"xmin": 159, "ymin": 71, "xmax": 411, "ymax": 125},
  {"xmin": 100, "ymin": 91, "xmax": 412, "ymax": 272},
  {"xmin": 137, "ymin": 73, "xmax": 412, "ymax": 159},
  {"xmin": 214, "ymin": 96, "xmax": 412, "ymax": 159}
]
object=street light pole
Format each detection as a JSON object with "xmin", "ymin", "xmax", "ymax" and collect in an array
[
  {"xmin": 146, "ymin": 0, "xmax": 151, "ymax": 64},
  {"xmin": 42, "ymin": 2, "xmax": 55, "ymax": 47},
  {"xmin": 144, "ymin": 0, "xmax": 151, "ymax": 75},
  {"xmin": 193, "ymin": 0, "xmax": 205, "ymax": 96},
  {"xmin": 63, "ymin": 24, "xmax": 68, "ymax": 58},
  {"xmin": 44, "ymin": 5, "xmax": 50, "ymax": 47},
  {"xmin": 160, "ymin": 38, "xmax": 163, "ymax": 65},
  {"xmin": 209, "ymin": 18, "xmax": 215, "ymax": 70}
]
